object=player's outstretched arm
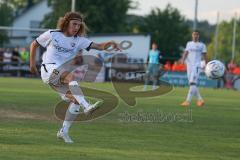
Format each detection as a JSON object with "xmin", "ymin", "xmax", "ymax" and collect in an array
[
  {"xmin": 180, "ymin": 51, "xmax": 188, "ymax": 64},
  {"xmin": 29, "ymin": 40, "xmax": 40, "ymax": 74},
  {"xmin": 90, "ymin": 41, "xmax": 121, "ymax": 51}
]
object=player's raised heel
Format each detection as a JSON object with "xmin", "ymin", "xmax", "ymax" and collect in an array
[
  {"xmin": 197, "ymin": 100, "xmax": 205, "ymax": 107},
  {"xmin": 180, "ymin": 101, "xmax": 190, "ymax": 107},
  {"xmin": 57, "ymin": 130, "xmax": 73, "ymax": 143}
]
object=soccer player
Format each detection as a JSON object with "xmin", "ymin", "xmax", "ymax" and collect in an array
[
  {"xmin": 144, "ymin": 42, "xmax": 161, "ymax": 90},
  {"xmin": 180, "ymin": 30, "xmax": 207, "ymax": 107},
  {"xmin": 29, "ymin": 12, "xmax": 120, "ymax": 143}
]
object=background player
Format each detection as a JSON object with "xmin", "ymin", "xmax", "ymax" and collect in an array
[
  {"xmin": 144, "ymin": 42, "xmax": 162, "ymax": 90},
  {"xmin": 180, "ymin": 30, "xmax": 207, "ymax": 107}
]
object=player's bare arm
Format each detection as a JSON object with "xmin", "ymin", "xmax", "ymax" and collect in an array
[
  {"xmin": 29, "ymin": 40, "xmax": 40, "ymax": 74},
  {"xmin": 181, "ymin": 51, "xmax": 189, "ymax": 64}
]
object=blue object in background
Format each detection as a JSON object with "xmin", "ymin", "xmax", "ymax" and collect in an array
[{"xmin": 160, "ymin": 71, "xmax": 219, "ymax": 88}]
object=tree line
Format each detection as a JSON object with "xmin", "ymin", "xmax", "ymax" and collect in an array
[{"xmin": 0, "ymin": 0, "xmax": 239, "ymax": 63}]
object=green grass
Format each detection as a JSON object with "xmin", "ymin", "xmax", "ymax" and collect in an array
[{"xmin": 0, "ymin": 77, "xmax": 240, "ymax": 160}]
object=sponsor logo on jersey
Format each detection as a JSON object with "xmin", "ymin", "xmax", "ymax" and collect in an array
[
  {"xmin": 52, "ymin": 43, "xmax": 74, "ymax": 53},
  {"xmin": 71, "ymin": 43, "xmax": 76, "ymax": 47},
  {"xmin": 189, "ymin": 47, "xmax": 202, "ymax": 53}
]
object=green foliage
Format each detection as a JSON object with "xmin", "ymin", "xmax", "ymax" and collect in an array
[
  {"xmin": 43, "ymin": 0, "xmax": 132, "ymax": 33},
  {"xmin": 138, "ymin": 4, "xmax": 190, "ymax": 60},
  {"xmin": 0, "ymin": 32, "xmax": 9, "ymax": 46},
  {"xmin": 0, "ymin": 0, "xmax": 41, "ymax": 45},
  {"xmin": 208, "ymin": 18, "xmax": 240, "ymax": 63},
  {"xmin": 186, "ymin": 20, "xmax": 216, "ymax": 44},
  {"xmin": 0, "ymin": 2, "xmax": 14, "ymax": 45},
  {"xmin": 0, "ymin": 3, "xmax": 13, "ymax": 25},
  {"xmin": 8, "ymin": 0, "xmax": 39, "ymax": 8}
]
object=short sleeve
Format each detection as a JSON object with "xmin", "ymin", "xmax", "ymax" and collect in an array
[
  {"xmin": 36, "ymin": 30, "xmax": 51, "ymax": 48},
  {"xmin": 202, "ymin": 44, "xmax": 207, "ymax": 54},
  {"xmin": 77, "ymin": 37, "xmax": 93, "ymax": 51}
]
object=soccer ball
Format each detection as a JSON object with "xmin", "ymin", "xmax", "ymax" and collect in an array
[{"xmin": 205, "ymin": 60, "xmax": 225, "ymax": 79}]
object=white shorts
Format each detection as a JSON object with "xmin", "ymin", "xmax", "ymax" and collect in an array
[
  {"xmin": 41, "ymin": 64, "xmax": 61, "ymax": 85},
  {"xmin": 187, "ymin": 66, "xmax": 201, "ymax": 84},
  {"xmin": 41, "ymin": 63, "xmax": 89, "ymax": 102},
  {"xmin": 41, "ymin": 63, "xmax": 70, "ymax": 101}
]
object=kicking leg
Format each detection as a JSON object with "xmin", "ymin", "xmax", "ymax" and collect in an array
[{"xmin": 61, "ymin": 72, "xmax": 100, "ymax": 113}]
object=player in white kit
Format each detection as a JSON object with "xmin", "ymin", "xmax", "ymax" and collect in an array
[
  {"xmin": 180, "ymin": 30, "xmax": 207, "ymax": 107},
  {"xmin": 30, "ymin": 12, "xmax": 120, "ymax": 143}
]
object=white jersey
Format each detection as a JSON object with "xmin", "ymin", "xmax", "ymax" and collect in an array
[
  {"xmin": 185, "ymin": 41, "xmax": 207, "ymax": 67},
  {"xmin": 36, "ymin": 30, "xmax": 92, "ymax": 67}
]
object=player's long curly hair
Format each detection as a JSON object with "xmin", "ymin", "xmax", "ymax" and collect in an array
[{"xmin": 57, "ymin": 12, "xmax": 88, "ymax": 36}]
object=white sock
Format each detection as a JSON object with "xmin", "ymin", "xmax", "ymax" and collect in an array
[
  {"xmin": 153, "ymin": 77, "xmax": 158, "ymax": 88},
  {"xmin": 69, "ymin": 81, "xmax": 90, "ymax": 108},
  {"xmin": 152, "ymin": 85, "xmax": 157, "ymax": 90},
  {"xmin": 62, "ymin": 102, "xmax": 80, "ymax": 133},
  {"xmin": 194, "ymin": 86, "xmax": 203, "ymax": 101},
  {"xmin": 186, "ymin": 85, "xmax": 195, "ymax": 102},
  {"xmin": 143, "ymin": 85, "xmax": 147, "ymax": 91}
]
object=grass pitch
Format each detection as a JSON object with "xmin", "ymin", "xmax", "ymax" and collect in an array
[{"xmin": 0, "ymin": 77, "xmax": 239, "ymax": 160}]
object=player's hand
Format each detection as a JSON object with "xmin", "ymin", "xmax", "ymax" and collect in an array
[
  {"xmin": 179, "ymin": 58, "xmax": 185, "ymax": 64},
  {"xmin": 200, "ymin": 60, "xmax": 206, "ymax": 70},
  {"xmin": 104, "ymin": 41, "xmax": 121, "ymax": 52},
  {"xmin": 159, "ymin": 65, "xmax": 162, "ymax": 70},
  {"xmin": 30, "ymin": 64, "xmax": 39, "ymax": 75}
]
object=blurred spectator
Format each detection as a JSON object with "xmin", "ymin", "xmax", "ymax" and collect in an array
[
  {"xmin": 172, "ymin": 61, "xmax": 186, "ymax": 72},
  {"xmin": 0, "ymin": 48, "xmax": 4, "ymax": 61},
  {"xmin": 19, "ymin": 47, "xmax": 30, "ymax": 62},
  {"xmin": 12, "ymin": 47, "xmax": 21, "ymax": 63},
  {"xmin": 178, "ymin": 63, "xmax": 187, "ymax": 71},
  {"xmin": 232, "ymin": 66, "xmax": 240, "ymax": 75},
  {"xmin": 172, "ymin": 61, "xmax": 179, "ymax": 71},
  {"xmin": 2, "ymin": 48, "xmax": 21, "ymax": 63},
  {"xmin": 228, "ymin": 59, "xmax": 237, "ymax": 73},
  {"xmin": 164, "ymin": 61, "xmax": 172, "ymax": 71},
  {"xmin": 224, "ymin": 61, "xmax": 240, "ymax": 89},
  {"xmin": 224, "ymin": 73, "xmax": 234, "ymax": 89},
  {"xmin": 3, "ymin": 48, "xmax": 12, "ymax": 63}
]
